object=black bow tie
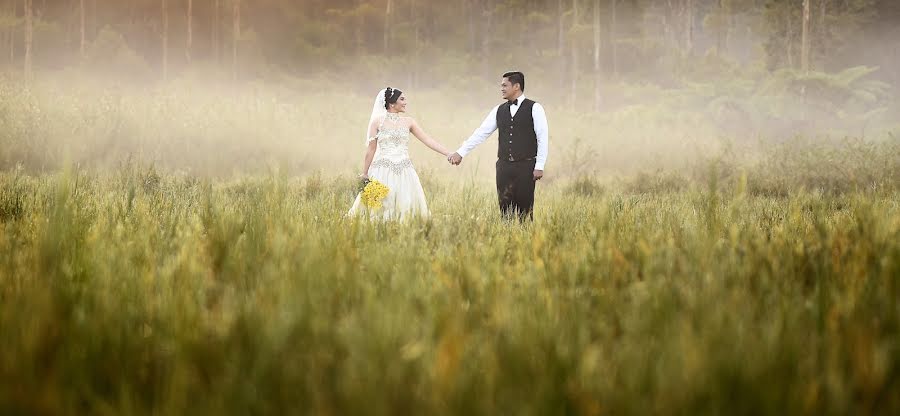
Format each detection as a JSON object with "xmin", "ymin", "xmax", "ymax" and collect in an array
[{"xmin": 508, "ymin": 99, "xmax": 518, "ymax": 106}]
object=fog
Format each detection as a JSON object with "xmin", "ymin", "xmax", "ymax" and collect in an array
[{"xmin": 2, "ymin": 0, "xmax": 899, "ymax": 179}]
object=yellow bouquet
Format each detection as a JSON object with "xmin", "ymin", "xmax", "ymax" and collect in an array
[{"xmin": 360, "ymin": 178, "xmax": 390, "ymax": 209}]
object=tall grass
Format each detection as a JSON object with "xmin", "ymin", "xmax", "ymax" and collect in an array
[
  {"xmin": 1, "ymin": 75, "xmax": 899, "ymax": 414},
  {"xmin": 1, "ymin": 163, "xmax": 898, "ymax": 414}
]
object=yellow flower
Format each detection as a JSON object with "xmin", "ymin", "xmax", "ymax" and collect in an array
[{"xmin": 362, "ymin": 179, "xmax": 390, "ymax": 209}]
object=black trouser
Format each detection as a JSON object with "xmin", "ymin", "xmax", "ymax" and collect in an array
[{"xmin": 496, "ymin": 158, "xmax": 536, "ymax": 222}]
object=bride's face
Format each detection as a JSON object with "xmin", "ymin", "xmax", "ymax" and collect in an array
[{"xmin": 391, "ymin": 94, "xmax": 408, "ymax": 112}]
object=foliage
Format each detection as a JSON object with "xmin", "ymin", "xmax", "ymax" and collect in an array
[{"xmin": 1, "ymin": 164, "xmax": 899, "ymax": 414}]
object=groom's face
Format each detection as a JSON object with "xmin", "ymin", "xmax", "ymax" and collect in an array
[{"xmin": 500, "ymin": 78, "xmax": 520, "ymax": 100}]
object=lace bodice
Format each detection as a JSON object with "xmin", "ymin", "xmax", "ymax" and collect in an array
[
  {"xmin": 369, "ymin": 114, "xmax": 414, "ymax": 174},
  {"xmin": 375, "ymin": 125, "xmax": 411, "ymax": 161}
]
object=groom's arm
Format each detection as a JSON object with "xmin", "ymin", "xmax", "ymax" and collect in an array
[
  {"xmin": 456, "ymin": 106, "xmax": 500, "ymax": 158},
  {"xmin": 533, "ymin": 103, "xmax": 549, "ymax": 171}
]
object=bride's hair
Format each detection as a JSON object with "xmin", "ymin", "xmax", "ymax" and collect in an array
[{"xmin": 383, "ymin": 87, "xmax": 402, "ymax": 110}]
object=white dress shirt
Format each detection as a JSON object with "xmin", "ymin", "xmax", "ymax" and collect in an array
[{"xmin": 455, "ymin": 94, "xmax": 549, "ymax": 170}]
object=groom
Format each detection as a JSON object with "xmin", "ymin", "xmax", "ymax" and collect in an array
[{"xmin": 448, "ymin": 71, "xmax": 549, "ymax": 221}]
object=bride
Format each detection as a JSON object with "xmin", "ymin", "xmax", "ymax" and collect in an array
[{"xmin": 348, "ymin": 87, "xmax": 451, "ymax": 220}]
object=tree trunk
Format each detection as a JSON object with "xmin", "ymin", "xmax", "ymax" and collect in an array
[
  {"xmin": 570, "ymin": 0, "xmax": 578, "ymax": 105},
  {"xmin": 411, "ymin": 0, "xmax": 419, "ymax": 88},
  {"xmin": 716, "ymin": 0, "xmax": 730, "ymax": 55},
  {"xmin": 611, "ymin": 0, "xmax": 618, "ymax": 77},
  {"xmin": 557, "ymin": 0, "xmax": 565, "ymax": 88},
  {"xmin": 685, "ymin": 0, "xmax": 694, "ymax": 55},
  {"xmin": 383, "ymin": 0, "xmax": 392, "ymax": 54},
  {"xmin": 24, "ymin": 0, "xmax": 32, "ymax": 77},
  {"xmin": 481, "ymin": 0, "xmax": 493, "ymax": 79},
  {"xmin": 593, "ymin": 0, "xmax": 601, "ymax": 110},
  {"xmin": 213, "ymin": 0, "xmax": 220, "ymax": 63},
  {"xmin": 79, "ymin": 0, "xmax": 85, "ymax": 60},
  {"xmin": 186, "ymin": 0, "xmax": 192, "ymax": 63},
  {"xmin": 816, "ymin": 0, "xmax": 826, "ymax": 70},
  {"xmin": 232, "ymin": 0, "xmax": 240, "ymax": 81},
  {"xmin": 557, "ymin": 0, "xmax": 565, "ymax": 54},
  {"xmin": 786, "ymin": 9, "xmax": 794, "ymax": 68},
  {"xmin": 801, "ymin": 0, "xmax": 810, "ymax": 72},
  {"xmin": 466, "ymin": 0, "xmax": 476, "ymax": 56},
  {"xmin": 593, "ymin": 0, "xmax": 600, "ymax": 71},
  {"xmin": 663, "ymin": 0, "xmax": 674, "ymax": 42},
  {"xmin": 354, "ymin": 0, "xmax": 363, "ymax": 53},
  {"xmin": 8, "ymin": 0, "xmax": 14, "ymax": 63},
  {"xmin": 162, "ymin": 0, "xmax": 168, "ymax": 81},
  {"xmin": 90, "ymin": 0, "xmax": 95, "ymax": 38}
]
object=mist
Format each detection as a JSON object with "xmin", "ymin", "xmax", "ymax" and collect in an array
[{"xmin": 2, "ymin": 0, "xmax": 899, "ymax": 179}]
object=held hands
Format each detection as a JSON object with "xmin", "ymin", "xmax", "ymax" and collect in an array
[
  {"xmin": 445, "ymin": 153, "xmax": 543, "ymax": 180},
  {"xmin": 447, "ymin": 152, "xmax": 463, "ymax": 166}
]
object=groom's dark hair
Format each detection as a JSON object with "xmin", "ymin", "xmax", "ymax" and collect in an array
[{"xmin": 503, "ymin": 71, "xmax": 525, "ymax": 91}]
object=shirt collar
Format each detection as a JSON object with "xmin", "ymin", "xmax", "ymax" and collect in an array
[{"xmin": 509, "ymin": 94, "xmax": 526, "ymax": 106}]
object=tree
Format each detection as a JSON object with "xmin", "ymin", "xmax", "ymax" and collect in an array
[
  {"xmin": 465, "ymin": 0, "xmax": 476, "ymax": 56},
  {"xmin": 801, "ymin": 0, "xmax": 810, "ymax": 72},
  {"xmin": 611, "ymin": 0, "xmax": 618, "ymax": 76},
  {"xmin": 24, "ymin": 0, "xmax": 31, "ymax": 76},
  {"xmin": 161, "ymin": 0, "xmax": 168, "ymax": 81},
  {"xmin": 79, "ymin": 0, "xmax": 85, "ymax": 60},
  {"xmin": 685, "ymin": 0, "xmax": 694, "ymax": 55},
  {"xmin": 764, "ymin": 0, "xmax": 875, "ymax": 72},
  {"xmin": 232, "ymin": 0, "xmax": 239, "ymax": 80},
  {"xmin": 570, "ymin": 0, "xmax": 579, "ymax": 105},
  {"xmin": 410, "ymin": 0, "xmax": 420, "ymax": 88},
  {"xmin": 186, "ymin": 0, "xmax": 192, "ymax": 63},
  {"xmin": 480, "ymin": 0, "xmax": 494, "ymax": 79},
  {"xmin": 213, "ymin": 0, "xmax": 220, "ymax": 63},
  {"xmin": 593, "ymin": 0, "xmax": 601, "ymax": 110},
  {"xmin": 383, "ymin": 0, "xmax": 391, "ymax": 54},
  {"xmin": 1, "ymin": 0, "xmax": 17, "ymax": 64},
  {"xmin": 704, "ymin": 0, "xmax": 734, "ymax": 56}
]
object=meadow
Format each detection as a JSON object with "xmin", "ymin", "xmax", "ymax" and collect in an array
[{"xmin": 1, "ymin": 76, "xmax": 899, "ymax": 414}]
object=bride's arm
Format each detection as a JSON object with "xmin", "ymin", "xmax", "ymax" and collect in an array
[
  {"xmin": 409, "ymin": 119, "xmax": 451, "ymax": 156},
  {"xmin": 361, "ymin": 119, "xmax": 378, "ymax": 178}
]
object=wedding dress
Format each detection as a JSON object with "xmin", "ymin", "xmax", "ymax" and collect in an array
[{"xmin": 347, "ymin": 111, "xmax": 430, "ymax": 220}]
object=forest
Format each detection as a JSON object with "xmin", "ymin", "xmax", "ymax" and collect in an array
[{"xmin": 4, "ymin": 1, "xmax": 899, "ymax": 101}]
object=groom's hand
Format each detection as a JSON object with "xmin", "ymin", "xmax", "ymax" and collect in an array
[
  {"xmin": 533, "ymin": 170, "xmax": 544, "ymax": 181},
  {"xmin": 448, "ymin": 152, "xmax": 463, "ymax": 165}
]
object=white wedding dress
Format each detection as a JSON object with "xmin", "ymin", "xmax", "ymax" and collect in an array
[{"xmin": 348, "ymin": 113, "xmax": 430, "ymax": 220}]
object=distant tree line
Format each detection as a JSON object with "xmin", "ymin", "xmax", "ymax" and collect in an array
[{"xmin": 1, "ymin": 1, "xmax": 898, "ymax": 96}]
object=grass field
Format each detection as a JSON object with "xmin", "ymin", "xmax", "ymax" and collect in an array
[
  {"xmin": 1, "ymin": 78, "xmax": 900, "ymax": 414},
  {"xmin": 1, "ymin": 164, "xmax": 899, "ymax": 414}
]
